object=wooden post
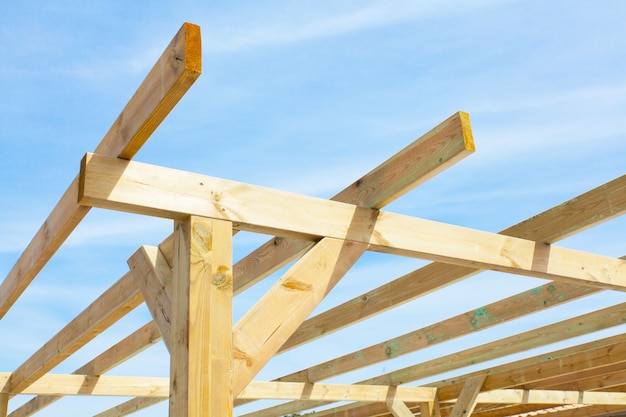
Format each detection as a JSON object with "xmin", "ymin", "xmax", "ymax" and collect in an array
[
  {"xmin": 0, "ymin": 393, "xmax": 8, "ymax": 417},
  {"xmin": 170, "ymin": 216, "xmax": 233, "ymax": 417}
]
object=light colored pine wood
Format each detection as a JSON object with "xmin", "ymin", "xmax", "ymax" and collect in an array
[
  {"xmin": 0, "ymin": 22, "xmax": 201, "ymax": 321},
  {"xmin": 386, "ymin": 396, "xmax": 416, "ymax": 417},
  {"xmin": 127, "ymin": 246, "xmax": 172, "ymax": 350},
  {"xmin": 92, "ymin": 398, "xmax": 164, "ymax": 417},
  {"xmin": 0, "ymin": 373, "xmax": 168, "ymax": 397},
  {"xmin": 420, "ymin": 396, "xmax": 442, "ymax": 417},
  {"xmin": 238, "ymin": 382, "xmax": 435, "ymax": 402},
  {"xmin": 242, "ymin": 303, "xmax": 626, "ymax": 417},
  {"xmin": 9, "ymin": 321, "xmax": 162, "ymax": 417},
  {"xmin": 7, "ymin": 272, "xmax": 143, "ymax": 394},
  {"xmin": 276, "ymin": 281, "xmax": 599, "ymax": 386},
  {"xmin": 434, "ymin": 333, "xmax": 626, "ymax": 400},
  {"xmin": 0, "ymin": 393, "xmax": 7, "ymax": 417},
  {"xmin": 232, "ymin": 238, "xmax": 367, "ymax": 396},
  {"xmin": 79, "ymin": 152, "xmax": 626, "ymax": 291},
  {"xmin": 281, "ymin": 175, "xmax": 626, "ymax": 353},
  {"xmin": 449, "ymin": 375, "xmax": 486, "ymax": 417},
  {"xmin": 332, "ymin": 111, "xmax": 474, "ymax": 209},
  {"xmin": 158, "ymin": 111, "xmax": 475, "ymax": 294},
  {"xmin": 475, "ymin": 390, "xmax": 626, "ymax": 405},
  {"xmin": 170, "ymin": 217, "xmax": 233, "ymax": 417}
]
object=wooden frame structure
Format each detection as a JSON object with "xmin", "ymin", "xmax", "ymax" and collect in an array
[{"xmin": 1, "ymin": 22, "xmax": 625, "ymax": 417}]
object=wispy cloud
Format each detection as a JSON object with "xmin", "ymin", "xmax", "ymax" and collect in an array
[{"xmin": 204, "ymin": 0, "xmax": 514, "ymax": 52}]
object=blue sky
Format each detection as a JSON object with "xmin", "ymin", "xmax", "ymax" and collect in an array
[{"xmin": 1, "ymin": 1, "xmax": 625, "ymax": 416}]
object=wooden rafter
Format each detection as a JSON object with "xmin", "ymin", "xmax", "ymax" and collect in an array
[{"xmin": 0, "ymin": 22, "xmax": 201, "ymax": 321}]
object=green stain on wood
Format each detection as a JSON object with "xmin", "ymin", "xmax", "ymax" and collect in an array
[
  {"xmin": 382, "ymin": 339, "xmax": 401, "ymax": 358},
  {"xmin": 471, "ymin": 307, "xmax": 490, "ymax": 329}
]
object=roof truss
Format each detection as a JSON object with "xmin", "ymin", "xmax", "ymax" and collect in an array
[{"xmin": 1, "ymin": 22, "xmax": 625, "ymax": 417}]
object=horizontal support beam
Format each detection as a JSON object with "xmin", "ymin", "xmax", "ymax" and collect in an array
[
  {"xmin": 475, "ymin": 389, "xmax": 626, "ymax": 405},
  {"xmin": 6, "ymin": 373, "xmax": 626, "ymax": 406},
  {"xmin": 79, "ymin": 153, "xmax": 626, "ymax": 291},
  {"xmin": 7, "ymin": 272, "xmax": 143, "ymax": 394},
  {"xmin": 239, "ymin": 382, "xmax": 436, "ymax": 402},
  {"xmin": 0, "ymin": 373, "xmax": 168, "ymax": 397}
]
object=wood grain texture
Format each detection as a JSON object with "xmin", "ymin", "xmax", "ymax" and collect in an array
[
  {"xmin": 93, "ymin": 398, "xmax": 164, "ymax": 417},
  {"xmin": 170, "ymin": 217, "xmax": 233, "ymax": 417},
  {"xmin": 127, "ymin": 246, "xmax": 173, "ymax": 350},
  {"xmin": 239, "ymin": 382, "xmax": 436, "ymax": 402},
  {"xmin": 242, "ymin": 302, "xmax": 626, "ymax": 417},
  {"xmin": 79, "ymin": 152, "xmax": 626, "ymax": 291},
  {"xmin": 280, "ymin": 174, "xmax": 626, "ymax": 352},
  {"xmin": 448, "ymin": 375, "xmax": 486, "ymax": 417},
  {"xmin": 0, "ymin": 22, "xmax": 201, "ymax": 320},
  {"xmin": 232, "ymin": 238, "xmax": 367, "ymax": 396},
  {"xmin": 275, "ymin": 281, "xmax": 598, "ymax": 385},
  {"xmin": 1, "ymin": 373, "xmax": 168, "ymax": 397}
]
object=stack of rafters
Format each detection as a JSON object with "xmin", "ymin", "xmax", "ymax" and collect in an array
[{"xmin": 1, "ymin": 23, "xmax": 625, "ymax": 417}]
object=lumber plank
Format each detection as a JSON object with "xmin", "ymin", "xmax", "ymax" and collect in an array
[
  {"xmin": 238, "ymin": 382, "xmax": 436, "ymax": 402},
  {"xmin": 232, "ymin": 238, "xmax": 367, "ymax": 395},
  {"xmin": 0, "ymin": 373, "xmax": 168, "ymax": 397},
  {"xmin": 433, "ymin": 333, "xmax": 626, "ymax": 400},
  {"xmin": 449, "ymin": 375, "xmax": 486, "ymax": 417},
  {"xmin": 421, "ymin": 396, "xmax": 442, "ymax": 417},
  {"xmin": 79, "ymin": 152, "xmax": 626, "ymax": 291},
  {"xmin": 9, "ymin": 321, "xmax": 162, "ymax": 417},
  {"xmin": 170, "ymin": 217, "xmax": 233, "ymax": 417},
  {"xmin": 7, "ymin": 272, "xmax": 143, "ymax": 394},
  {"xmin": 280, "ymin": 176, "xmax": 626, "ymax": 352},
  {"xmin": 158, "ymin": 111, "xmax": 475, "ymax": 293},
  {"xmin": 93, "ymin": 398, "xmax": 164, "ymax": 417},
  {"xmin": 475, "ymin": 389, "xmax": 626, "ymax": 405},
  {"xmin": 127, "ymin": 246, "xmax": 172, "ymax": 350},
  {"xmin": 276, "ymin": 281, "xmax": 598, "ymax": 385},
  {"xmin": 242, "ymin": 302, "xmax": 626, "ymax": 417},
  {"xmin": 386, "ymin": 397, "xmax": 416, "ymax": 417},
  {"xmin": 0, "ymin": 394, "xmax": 7, "ymax": 417},
  {"xmin": 296, "ymin": 337, "xmax": 626, "ymax": 417},
  {"xmin": 0, "ymin": 22, "xmax": 201, "ymax": 321}
]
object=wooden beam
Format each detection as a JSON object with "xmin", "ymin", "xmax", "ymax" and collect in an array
[
  {"xmin": 61, "ymin": 113, "xmax": 473, "ymax": 416},
  {"xmin": 0, "ymin": 394, "xmax": 7, "ymax": 417},
  {"xmin": 232, "ymin": 238, "xmax": 367, "ymax": 395},
  {"xmin": 275, "ymin": 281, "xmax": 599, "ymax": 386},
  {"xmin": 434, "ymin": 333, "xmax": 626, "ymax": 400},
  {"xmin": 420, "ymin": 396, "xmax": 442, "ymax": 417},
  {"xmin": 284, "ymin": 335, "xmax": 626, "ymax": 417},
  {"xmin": 0, "ymin": 22, "xmax": 201, "ymax": 320},
  {"xmin": 475, "ymin": 389, "xmax": 626, "ymax": 405},
  {"xmin": 160, "ymin": 111, "xmax": 476, "ymax": 294},
  {"xmin": 449, "ymin": 375, "xmax": 486, "ymax": 417},
  {"xmin": 9, "ymin": 321, "xmax": 162, "ymax": 417},
  {"xmin": 386, "ymin": 396, "xmax": 416, "ymax": 417},
  {"xmin": 242, "ymin": 302, "xmax": 626, "ymax": 417},
  {"xmin": 127, "ymin": 246, "xmax": 172, "ymax": 351},
  {"xmin": 0, "ymin": 373, "xmax": 168, "ymax": 397},
  {"xmin": 280, "ymin": 176, "xmax": 626, "ymax": 353},
  {"xmin": 93, "ymin": 398, "xmax": 164, "ymax": 417},
  {"xmin": 170, "ymin": 217, "xmax": 233, "ymax": 417},
  {"xmin": 238, "ymin": 381, "xmax": 436, "ymax": 402},
  {"xmin": 79, "ymin": 152, "xmax": 626, "ymax": 291},
  {"xmin": 7, "ymin": 272, "xmax": 143, "ymax": 394}
]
